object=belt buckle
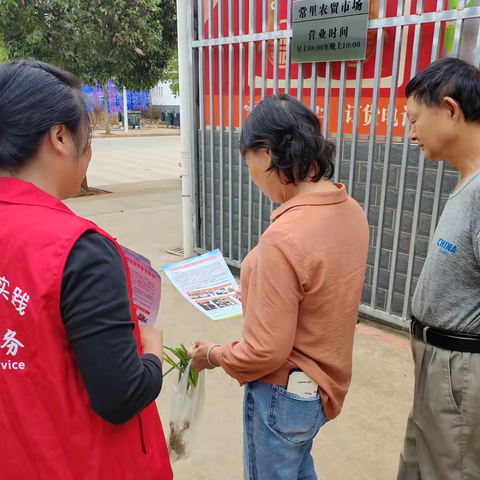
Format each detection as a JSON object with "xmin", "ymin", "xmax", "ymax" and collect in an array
[
  {"xmin": 423, "ymin": 325, "xmax": 430, "ymax": 343},
  {"xmin": 410, "ymin": 319, "xmax": 430, "ymax": 343}
]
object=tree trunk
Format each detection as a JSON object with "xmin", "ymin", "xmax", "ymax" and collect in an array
[{"xmin": 104, "ymin": 82, "xmax": 110, "ymax": 134}]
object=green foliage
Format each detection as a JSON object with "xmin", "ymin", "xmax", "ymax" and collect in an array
[
  {"xmin": 164, "ymin": 344, "xmax": 199, "ymax": 391},
  {"xmin": 0, "ymin": 0, "xmax": 177, "ymax": 90},
  {"xmin": 163, "ymin": 52, "xmax": 179, "ymax": 97}
]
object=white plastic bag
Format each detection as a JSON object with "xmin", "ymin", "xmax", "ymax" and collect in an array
[{"xmin": 168, "ymin": 361, "xmax": 205, "ymax": 462}]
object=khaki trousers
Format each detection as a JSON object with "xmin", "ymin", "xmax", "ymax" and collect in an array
[{"xmin": 398, "ymin": 336, "xmax": 480, "ymax": 480}]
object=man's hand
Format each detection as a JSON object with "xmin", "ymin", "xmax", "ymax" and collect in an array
[
  {"xmin": 139, "ymin": 325, "xmax": 164, "ymax": 363},
  {"xmin": 188, "ymin": 340, "xmax": 221, "ymax": 372}
]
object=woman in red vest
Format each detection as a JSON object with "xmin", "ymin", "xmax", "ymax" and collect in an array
[{"xmin": 0, "ymin": 61, "xmax": 172, "ymax": 479}]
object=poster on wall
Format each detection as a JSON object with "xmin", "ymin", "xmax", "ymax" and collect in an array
[{"xmin": 292, "ymin": 0, "xmax": 370, "ymax": 63}]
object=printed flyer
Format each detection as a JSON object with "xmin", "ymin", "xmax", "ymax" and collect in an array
[
  {"xmin": 122, "ymin": 246, "xmax": 161, "ymax": 327},
  {"xmin": 162, "ymin": 249, "xmax": 242, "ymax": 321}
]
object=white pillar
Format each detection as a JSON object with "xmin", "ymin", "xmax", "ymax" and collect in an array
[
  {"xmin": 123, "ymin": 86, "xmax": 129, "ymax": 134},
  {"xmin": 177, "ymin": 0, "xmax": 194, "ymax": 259}
]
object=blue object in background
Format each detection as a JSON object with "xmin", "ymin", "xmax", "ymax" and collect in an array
[{"xmin": 81, "ymin": 80, "xmax": 149, "ymax": 114}]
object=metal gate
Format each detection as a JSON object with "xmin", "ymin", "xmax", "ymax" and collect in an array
[{"xmin": 185, "ymin": 0, "xmax": 480, "ymax": 329}]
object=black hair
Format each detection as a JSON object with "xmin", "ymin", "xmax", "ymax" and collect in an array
[
  {"xmin": 239, "ymin": 94, "xmax": 335, "ymax": 184},
  {"xmin": 405, "ymin": 57, "xmax": 480, "ymax": 122},
  {"xmin": 0, "ymin": 60, "xmax": 91, "ymax": 174}
]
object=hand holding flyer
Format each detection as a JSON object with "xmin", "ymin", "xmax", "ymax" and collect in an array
[
  {"xmin": 122, "ymin": 246, "xmax": 162, "ymax": 327},
  {"xmin": 162, "ymin": 249, "xmax": 242, "ymax": 321}
]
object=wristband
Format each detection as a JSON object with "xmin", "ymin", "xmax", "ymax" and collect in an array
[{"xmin": 207, "ymin": 344, "xmax": 222, "ymax": 368}]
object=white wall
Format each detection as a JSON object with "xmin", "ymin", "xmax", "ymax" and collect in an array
[{"xmin": 150, "ymin": 82, "xmax": 179, "ymax": 106}]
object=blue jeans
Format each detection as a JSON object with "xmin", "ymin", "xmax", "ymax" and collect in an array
[{"xmin": 243, "ymin": 381, "xmax": 328, "ymax": 480}]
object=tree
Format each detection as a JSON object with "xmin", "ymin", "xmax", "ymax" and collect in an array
[
  {"xmin": 163, "ymin": 52, "xmax": 179, "ymax": 97},
  {"xmin": 0, "ymin": 0, "xmax": 176, "ymax": 192},
  {"xmin": 0, "ymin": 0, "xmax": 177, "ymax": 134}
]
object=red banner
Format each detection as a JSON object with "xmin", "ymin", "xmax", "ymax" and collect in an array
[{"xmin": 203, "ymin": 0, "xmax": 446, "ymax": 137}]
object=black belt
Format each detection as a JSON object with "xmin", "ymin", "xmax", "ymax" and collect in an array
[{"xmin": 411, "ymin": 318, "xmax": 480, "ymax": 354}]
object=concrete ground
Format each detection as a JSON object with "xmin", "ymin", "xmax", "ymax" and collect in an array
[
  {"xmin": 65, "ymin": 177, "xmax": 414, "ymax": 480},
  {"xmin": 88, "ymin": 136, "xmax": 181, "ymax": 187},
  {"xmin": 93, "ymin": 127, "xmax": 180, "ymax": 138}
]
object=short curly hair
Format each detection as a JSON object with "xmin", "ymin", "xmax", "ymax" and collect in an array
[{"xmin": 239, "ymin": 94, "xmax": 335, "ymax": 185}]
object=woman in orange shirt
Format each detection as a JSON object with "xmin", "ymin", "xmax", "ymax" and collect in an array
[{"xmin": 189, "ymin": 94, "xmax": 369, "ymax": 480}]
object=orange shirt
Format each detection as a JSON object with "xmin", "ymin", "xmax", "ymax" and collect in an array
[{"xmin": 219, "ymin": 184, "xmax": 369, "ymax": 419}]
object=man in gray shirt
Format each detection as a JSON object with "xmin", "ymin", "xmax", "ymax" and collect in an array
[{"xmin": 398, "ymin": 58, "xmax": 480, "ymax": 480}]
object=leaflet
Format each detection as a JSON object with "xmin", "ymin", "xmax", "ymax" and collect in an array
[
  {"xmin": 162, "ymin": 249, "xmax": 242, "ymax": 321},
  {"xmin": 122, "ymin": 246, "xmax": 161, "ymax": 327}
]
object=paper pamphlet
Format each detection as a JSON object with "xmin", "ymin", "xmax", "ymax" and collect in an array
[
  {"xmin": 162, "ymin": 249, "xmax": 242, "ymax": 321},
  {"xmin": 122, "ymin": 246, "xmax": 161, "ymax": 327}
]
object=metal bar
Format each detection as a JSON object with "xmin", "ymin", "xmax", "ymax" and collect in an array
[
  {"xmin": 248, "ymin": 0, "xmax": 256, "ymax": 251},
  {"xmin": 430, "ymin": 0, "xmax": 464, "ymax": 242},
  {"xmin": 191, "ymin": 6, "xmax": 480, "ymax": 48},
  {"xmin": 269, "ymin": 0, "xmax": 274, "ymax": 204},
  {"xmin": 323, "ymin": 62, "xmax": 332, "ymax": 139},
  {"xmin": 452, "ymin": 0, "xmax": 467, "ymax": 55},
  {"xmin": 371, "ymin": 16, "xmax": 404, "ymax": 309},
  {"xmin": 285, "ymin": 0, "xmax": 293, "ymax": 94},
  {"xmin": 399, "ymin": 0, "xmax": 425, "ymax": 319},
  {"xmin": 274, "ymin": 0, "xmax": 279, "ymax": 32},
  {"xmin": 403, "ymin": 152, "xmax": 425, "ymax": 318},
  {"xmin": 261, "ymin": 40, "xmax": 267, "ymax": 99},
  {"xmin": 297, "ymin": 63, "xmax": 304, "ymax": 101},
  {"xmin": 368, "ymin": 6, "xmax": 480, "ymax": 26},
  {"xmin": 258, "ymin": 0, "xmax": 268, "ymax": 242},
  {"xmin": 273, "ymin": 0, "xmax": 280, "ymax": 95},
  {"xmin": 208, "ymin": 0, "xmax": 213, "ymax": 39},
  {"xmin": 238, "ymin": 3, "xmax": 245, "ymax": 263},
  {"xmin": 429, "ymin": 0, "xmax": 450, "ymax": 242},
  {"xmin": 195, "ymin": 247, "xmax": 243, "ymax": 269},
  {"xmin": 272, "ymin": 17, "xmax": 282, "ymax": 216},
  {"xmin": 386, "ymin": 7, "xmax": 423, "ymax": 315},
  {"xmin": 310, "ymin": 63, "xmax": 318, "ymax": 111},
  {"xmin": 208, "ymin": 0, "xmax": 216, "ymax": 250},
  {"xmin": 218, "ymin": 0, "xmax": 224, "ymax": 253},
  {"xmin": 218, "ymin": 0, "xmax": 223, "ymax": 38},
  {"xmin": 475, "ymin": 16, "xmax": 480, "ymax": 67},
  {"xmin": 263, "ymin": 0, "xmax": 268, "ymax": 33},
  {"xmin": 198, "ymin": 0, "xmax": 207, "ymax": 251},
  {"xmin": 364, "ymin": 23, "xmax": 385, "ymax": 216},
  {"xmin": 348, "ymin": 61, "xmax": 363, "ymax": 197},
  {"xmin": 209, "ymin": 45, "xmax": 216, "ymax": 250},
  {"xmin": 430, "ymin": 0, "xmax": 444, "ymax": 62},
  {"xmin": 334, "ymin": 61, "xmax": 347, "ymax": 183},
  {"xmin": 228, "ymin": 0, "xmax": 234, "ymax": 260},
  {"xmin": 187, "ymin": 0, "xmax": 200, "ymax": 250},
  {"xmin": 193, "ymin": 29, "xmax": 291, "ymax": 47},
  {"xmin": 261, "ymin": 0, "xmax": 268, "ymax": 100},
  {"xmin": 273, "ymin": 42, "xmax": 280, "ymax": 95},
  {"xmin": 359, "ymin": 304, "xmax": 408, "ymax": 331}
]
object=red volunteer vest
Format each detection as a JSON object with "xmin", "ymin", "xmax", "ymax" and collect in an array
[{"xmin": 0, "ymin": 178, "xmax": 172, "ymax": 480}]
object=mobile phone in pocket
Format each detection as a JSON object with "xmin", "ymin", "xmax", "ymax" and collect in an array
[{"xmin": 287, "ymin": 369, "xmax": 319, "ymax": 399}]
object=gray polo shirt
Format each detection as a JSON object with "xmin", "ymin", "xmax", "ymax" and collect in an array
[{"xmin": 412, "ymin": 170, "xmax": 480, "ymax": 334}]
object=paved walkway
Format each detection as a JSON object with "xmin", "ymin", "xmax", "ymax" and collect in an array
[
  {"xmin": 93, "ymin": 127, "xmax": 180, "ymax": 138},
  {"xmin": 65, "ymin": 179, "xmax": 413, "ymax": 480},
  {"xmin": 88, "ymin": 136, "xmax": 181, "ymax": 188}
]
